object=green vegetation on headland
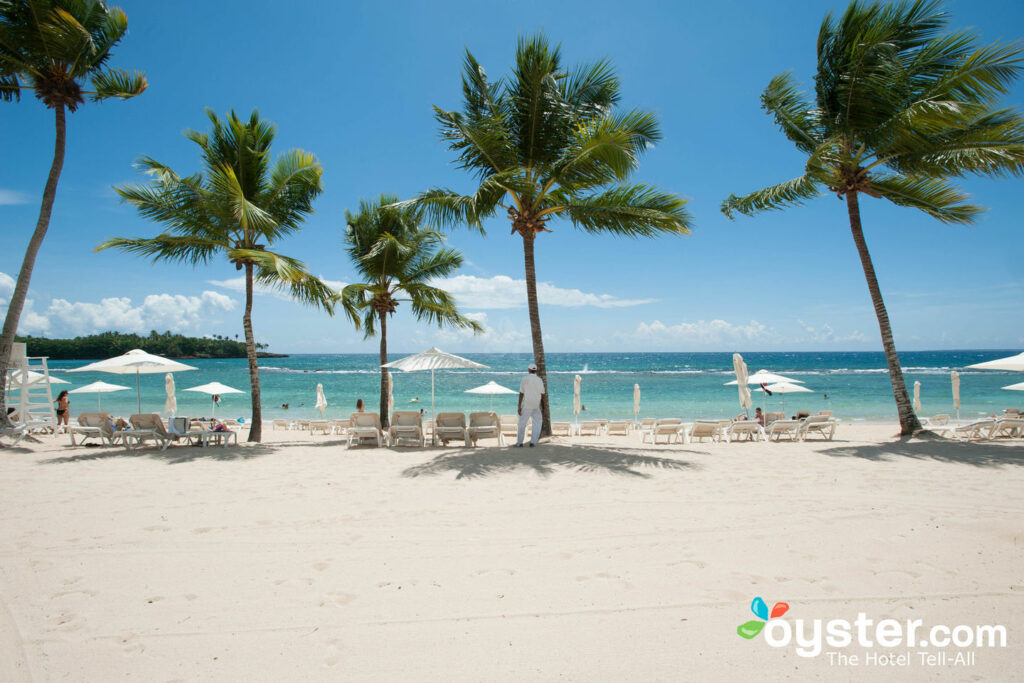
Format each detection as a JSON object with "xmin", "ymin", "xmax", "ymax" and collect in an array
[{"xmin": 15, "ymin": 331, "xmax": 286, "ymax": 360}]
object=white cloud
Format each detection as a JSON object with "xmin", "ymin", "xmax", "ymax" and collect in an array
[
  {"xmin": 0, "ymin": 277, "xmax": 237, "ymax": 337},
  {"xmin": 797, "ymin": 319, "xmax": 868, "ymax": 345},
  {"xmin": 0, "ymin": 189, "xmax": 31, "ymax": 206},
  {"xmin": 624, "ymin": 319, "xmax": 776, "ymax": 347},
  {"xmin": 434, "ymin": 274, "xmax": 656, "ymax": 309}
]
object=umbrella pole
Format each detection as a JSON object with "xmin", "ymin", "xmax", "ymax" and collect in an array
[
  {"xmin": 97, "ymin": 392, "xmax": 101, "ymax": 411},
  {"xmin": 136, "ymin": 369, "xmax": 141, "ymax": 414},
  {"xmin": 431, "ymin": 369, "xmax": 436, "ymax": 446}
]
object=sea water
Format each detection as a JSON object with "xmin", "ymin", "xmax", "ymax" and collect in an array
[{"xmin": 42, "ymin": 350, "xmax": 1022, "ymax": 423}]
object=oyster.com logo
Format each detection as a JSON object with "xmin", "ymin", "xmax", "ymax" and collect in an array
[{"xmin": 737, "ymin": 596, "xmax": 789, "ymax": 639}]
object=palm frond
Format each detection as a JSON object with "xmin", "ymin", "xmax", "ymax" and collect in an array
[
  {"xmin": 95, "ymin": 234, "xmax": 223, "ymax": 265},
  {"xmin": 868, "ymin": 173, "xmax": 983, "ymax": 223},
  {"xmin": 721, "ymin": 174, "xmax": 822, "ymax": 219},
  {"xmin": 558, "ymin": 184, "xmax": 692, "ymax": 237},
  {"xmin": 761, "ymin": 72, "xmax": 822, "ymax": 154},
  {"xmin": 89, "ymin": 67, "xmax": 146, "ymax": 99}
]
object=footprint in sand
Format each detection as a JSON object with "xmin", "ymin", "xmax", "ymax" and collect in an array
[
  {"xmin": 184, "ymin": 594, "xmax": 199, "ymax": 601},
  {"xmin": 326, "ymin": 591, "xmax": 356, "ymax": 606},
  {"xmin": 313, "ymin": 561, "xmax": 332, "ymax": 572},
  {"xmin": 324, "ymin": 638, "xmax": 343, "ymax": 667},
  {"xmin": 49, "ymin": 612, "xmax": 86, "ymax": 632}
]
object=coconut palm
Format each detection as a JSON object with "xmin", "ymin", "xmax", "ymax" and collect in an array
[
  {"xmin": 341, "ymin": 194, "xmax": 483, "ymax": 428},
  {"xmin": 403, "ymin": 34, "xmax": 692, "ymax": 436},
  {"xmin": 721, "ymin": 0, "xmax": 1024, "ymax": 435},
  {"xmin": 98, "ymin": 108, "xmax": 336, "ymax": 442},
  {"xmin": 0, "ymin": 0, "xmax": 146, "ymax": 427}
]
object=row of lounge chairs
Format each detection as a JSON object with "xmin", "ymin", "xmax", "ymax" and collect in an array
[
  {"xmin": 346, "ymin": 411, "xmax": 507, "ymax": 448},
  {"xmin": 629, "ymin": 412, "xmax": 838, "ymax": 444},
  {"xmin": 68, "ymin": 412, "xmax": 238, "ymax": 450},
  {"xmin": 923, "ymin": 413, "xmax": 1024, "ymax": 441}
]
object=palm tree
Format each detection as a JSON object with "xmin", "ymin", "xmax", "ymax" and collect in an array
[
  {"xmin": 403, "ymin": 34, "xmax": 692, "ymax": 436},
  {"xmin": 0, "ymin": 0, "xmax": 146, "ymax": 427},
  {"xmin": 721, "ymin": 0, "xmax": 1024, "ymax": 436},
  {"xmin": 98, "ymin": 108, "xmax": 336, "ymax": 442},
  {"xmin": 341, "ymin": 194, "xmax": 483, "ymax": 428}
]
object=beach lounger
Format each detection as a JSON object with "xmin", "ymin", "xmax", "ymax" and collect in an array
[
  {"xmin": 389, "ymin": 411, "xmax": 425, "ymax": 447},
  {"xmin": 766, "ymin": 419, "xmax": 801, "ymax": 441},
  {"xmin": 550, "ymin": 422, "xmax": 572, "ymax": 437},
  {"xmin": 764, "ymin": 411, "xmax": 785, "ymax": 426},
  {"xmin": 991, "ymin": 417, "xmax": 1023, "ymax": 439},
  {"xmin": 578, "ymin": 420, "xmax": 602, "ymax": 436},
  {"xmin": 797, "ymin": 414, "xmax": 837, "ymax": 441},
  {"xmin": 643, "ymin": 418, "xmax": 682, "ymax": 444},
  {"xmin": 435, "ymin": 413, "xmax": 470, "ymax": 447},
  {"xmin": 952, "ymin": 419, "xmax": 996, "ymax": 441},
  {"xmin": 310, "ymin": 420, "xmax": 332, "ymax": 436},
  {"xmin": 69, "ymin": 412, "xmax": 120, "ymax": 447},
  {"xmin": 295, "ymin": 419, "xmax": 310, "ymax": 431},
  {"xmin": 921, "ymin": 414, "xmax": 950, "ymax": 428},
  {"xmin": 331, "ymin": 418, "xmax": 350, "ymax": 435},
  {"xmin": 468, "ymin": 412, "xmax": 502, "ymax": 446},
  {"xmin": 0, "ymin": 423, "xmax": 29, "ymax": 447},
  {"xmin": 205, "ymin": 428, "xmax": 238, "ymax": 447},
  {"xmin": 606, "ymin": 421, "xmax": 631, "ymax": 436},
  {"xmin": 272, "ymin": 419, "xmax": 290, "ymax": 430},
  {"xmin": 727, "ymin": 420, "xmax": 766, "ymax": 442},
  {"xmin": 124, "ymin": 413, "xmax": 180, "ymax": 451},
  {"xmin": 687, "ymin": 419, "xmax": 729, "ymax": 443},
  {"xmin": 499, "ymin": 415, "xmax": 518, "ymax": 439},
  {"xmin": 347, "ymin": 412, "xmax": 384, "ymax": 447}
]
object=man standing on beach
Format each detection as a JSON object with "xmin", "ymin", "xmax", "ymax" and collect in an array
[{"xmin": 516, "ymin": 363, "xmax": 545, "ymax": 447}]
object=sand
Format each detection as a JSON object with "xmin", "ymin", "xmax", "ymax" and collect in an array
[{"xmin": 0, "ymin": 423, "xmax": 1021, "ymax": 681}]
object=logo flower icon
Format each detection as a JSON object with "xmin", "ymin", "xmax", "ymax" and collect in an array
[{"xmin": 737, "ymin": 596, "xmax": 789, "ymax": 639}]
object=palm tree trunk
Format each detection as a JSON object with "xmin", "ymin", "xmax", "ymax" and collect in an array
[
  {"xmin": 379, "ymin": 311, "xmax": 391, "ymax": 429},
  {"xmin": 0, "ymin": 105, "xmax": 67, "ymax": 429},
  {"xmin": 846, "ymin": 192, "xmax": 921, "ymax": 435},
  {"xmin": 521, "ymin": 232, "xmax": 551, "ymax": 437},
  {"xmin": 243, "ymin": 262, "xmax": 263, "ymax": 442}
]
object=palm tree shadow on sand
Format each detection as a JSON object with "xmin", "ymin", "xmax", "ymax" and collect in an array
[
  {"xmin": 402, "ymin": 443, "xmax": 699, "ymax": 479},
  {"xmin": 40, "ymin": 443, "xmax": 277, "ymax": 466},
  {"xmin": 819, "ymin": 433, "xmax": 1024, "ymax": 468}
]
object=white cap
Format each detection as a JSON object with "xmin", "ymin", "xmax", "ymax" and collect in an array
[{"xmin": 528, "ymin": 363, "xmax": 537, "ymax": 371}]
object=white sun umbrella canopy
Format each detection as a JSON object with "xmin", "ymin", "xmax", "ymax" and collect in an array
[
  {"xmin": 733, "ymin": 354, "xmax": 752, "ymax": 413},
  {"xmin": 755, "ymin": 381, "xmax": 812, "ymax": 413},
  {"xmin": 1003, "ymin": 382, "xmax": 1024, "ymax": 391},
  {"xmin": 184, "ymin": 381, "xmax": 244, "ymax": 418},
  {"xmin": 724, "ymin": 369, "xmax": 804, "ymax": 386},
  {"xmin": 315, "ymin": 383, "xmax": 327, "ymax": 416},
  {"xmin": 382, "ymin": 348, "xmax": 488, "ymax": 441},
  {"xmin": 465, "ymin": 381, "xmax": 516, "ymax": 411},
  {"xmin": 967, "ymin": 352, "xmax": 1024, "ymax": 372},
  {"xmin": 68, "ymin": 380, "xmax": 129, "ymax": 410},
  {"xmin": 164, "ymin": 373, "xmax": 177, "ymax": 417},
  {"xmin": 913, "ymin": 381, "xmax": 921, "ymax": 412},
  {"xmin": 6, "ymin": 369, "xmax": 69, "ymax": 385},
  {"xmin": 68, "ymin": 349, "xmax": 197, "ymax": 413},
  {"xmin": 633, "ymin": 383, "xmax": 641, "ymax": 423}
]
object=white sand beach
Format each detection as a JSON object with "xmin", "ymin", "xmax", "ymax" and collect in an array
[{"xmin": 1, "ymin": 424, "xmax": 1021, "ymax": 681}]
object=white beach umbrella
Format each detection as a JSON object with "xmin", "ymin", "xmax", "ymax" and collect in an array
[
  {"xmin": 315, "ymin": 383, "xmax": 327, "ymax": 416},
  {"xmin": 184, "ymin": 381, "xmax": 244, "ymax": 418},
  {"xmin": 913, "ymin": 381, "xmax": 921, "ymax": 412},
  {"xmin": 68, "ymin": 349, "xmax": 197, "ymax": 413},
  {"xmin": 68, "ymin": 380, "xmax": 129, "ymax": 411},
  {"xmin": 755, "ymin": 381, "xmax": 811, "ymax": 414},
  {"xmin": 633, "ymin": 383, "xmax": 641, "ymax": 423},
  {"xmin": 382, "ymin": 347, "xmax": 488, "ymax": 442},
  {"xmin": 465, "ymin": 381, "xmax": 516, "ymax": 411},
  {"xmin": 967, "ymin": 352, "xmax": 1024, "ymax": 372},
  {"xmin": 1003, "ymin": 382, "xmax": 1024, "ymax": 391},
  {"xmin": 573, "ymin": 375, "xmax": 582, "ymax": 427},
  {"xmin": 951, "ymin": 371, "xmax": 961, "ymax": 423},
  {"xmin": 733, "ymin": 354, "xmax": 752, "ymax": 413},
  {"xmin": 164, "ymin": 373, "xmax": 177, "ymax": 417},
  {"xmin": 724, "ymin": 369, "xmax": 804, "ymax": 386},
  {"xmin": 6, "ymin": 369, "xmax": 69, "ymax": 385}
]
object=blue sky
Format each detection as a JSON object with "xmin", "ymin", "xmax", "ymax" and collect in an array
[{"xmin": 1, "ymin": 0, "xmax": 1022, "ymax": 353}]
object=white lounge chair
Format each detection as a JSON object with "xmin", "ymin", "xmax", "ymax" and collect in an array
[
  {"xmin": 69, "ymin": 412, "xmax": 121, "ymax": 447},
  {"xmin": 389, "ymin": 411, "xmax": 425, "ymax": 447},
  {"xmin": 550, "ymin": 422, "xmax": 572, "ymax": 437},
  {"xmin": 578, "ymin": 420, "xmax": 602, "ymax": 436},
  {"xmin": 347, "ymin": 412, "xmax": 384, "ymax": 447},
  {"xmin": 124, "ymin": 413, "xmax": 180, "ymax": 451},
  {"xmin": 309, "ymin": 420, "xmax": 332, "ymax": 436},
  {"xmin": 727, "ymin": 420, "xmax": 766, "ymax": 442},
  {"xmin": 953, "ymin": 419, "xmax": 996, "ymax": 441},
  {"xmin": 992, "ymin": 417, "xmax": 1024, "ymax": 439},
  {"xmin": 764, "ymin": 411, "xmax": 785, "ymax": 427},
  {"xmin": 921, "ymin": 414, "xmax": 950, "ymax": 428},
  {"xmin": 606, "ymin": 420, "xmax": 631, "ymax": 436},
  {"xmin": 0, "ymin": 423, "xmax": 29, "ymax": 447},
  {"xmin": 468, "ymin": 412, "xmax": 502, "ymax": 446},
  {"xmin": 766, "ymin": 419, "xmax": 801, "ymax": 441},
  {"xmin": 331, "ymin": 418, "xmax": 350, "ymax": 435},
  {"xmin": 272, "ymin": 419, "xmax": 291, "ymax": 430},
  {"xmin": 797, "ymin": 414, "xmax": 837, "ymax": 441},
  {"xmin": 435, "ymin": 412, "xmax": 470, "ymax": 446},
  {"xmin": 688, "ymin": 419, "xmax": 730, "ymax": 443},
  {"xmin": 499, "ymin": 415, "xmax": 518, "ymax": 439},
  {"xmin": 643, "ymin": 418, "xmax": 683, "ymax": 444}
]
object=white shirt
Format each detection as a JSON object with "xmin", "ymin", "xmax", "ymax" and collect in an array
[{"xmin": 519, "ymin": 373, "xmax": 545, "ymax": 411}]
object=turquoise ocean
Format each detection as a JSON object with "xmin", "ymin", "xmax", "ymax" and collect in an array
[{"xmin": 42, "ymin": 350, "xmax": 1023, "ymax": 423}]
